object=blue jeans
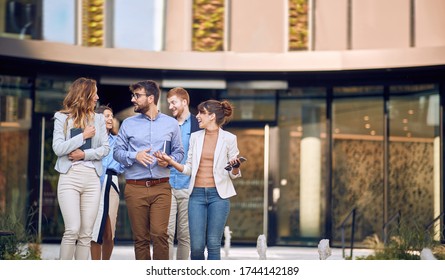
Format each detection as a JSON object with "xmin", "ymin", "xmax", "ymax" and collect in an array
[{"xmin": 188, "ymin": 187, "xmax": 230, "ymax": 260}]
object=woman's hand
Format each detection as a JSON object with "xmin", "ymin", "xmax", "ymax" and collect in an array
[
  {"xmin": 227, "ymin": 157, "xmax": 246, "ymax": 175},
  {"xmin": 68, "ymin": 149, "xmax": 85, "ymax": 161},
  {"xmin": 154, "ymin": 151, "xmax": 172, "ymax": 165},
  {"xmin": 156, "ymin": 154, "xmax": 169, "ymax": 167},
  {"xmin": 83, "ymin": 125, "xmax": 96, "ymax": 140},
  {"xmin": 154, "ymin": 151, "xmax": 185, "ymax": 173},
  {"xmin": 228, "ymin": 158, "xmax": 241, "ymax": 168}
]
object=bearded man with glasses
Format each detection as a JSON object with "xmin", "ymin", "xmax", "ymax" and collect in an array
[{"xmin": 114, "ymin": 80, "xmax": 184, "ymax": 260}]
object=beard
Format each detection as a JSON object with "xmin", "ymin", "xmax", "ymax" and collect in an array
[
  {"xmin": 134, "ymin": 103, "xmax": 149, "ymax": 114},
  {"xmin": 173, "ymin": 107, "xmax": 184, "ymax": 118}
]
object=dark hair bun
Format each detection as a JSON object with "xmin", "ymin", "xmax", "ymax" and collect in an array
[{"xmin": 220, "ymin": 100, "xmax": 233, "ymax": 118}]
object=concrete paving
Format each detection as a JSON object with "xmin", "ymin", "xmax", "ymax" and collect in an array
[{"xmin": 40, "ymin": 243, "xmax": 374, "ymax": 260}]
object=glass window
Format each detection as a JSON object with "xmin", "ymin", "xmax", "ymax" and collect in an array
[
  {"xmin": 333, "ymin": 86, "xmax": 384, "ymax": 97},
  {"xmin": 331, "ymin": 88, "xmax": 384, "ymax": 245},
  {"xmin": 113, "ymin": 0, "xmax": 165, "ymax": 51},
  {"xmin": 389, "ymin": 84, "xmax": 437, "ymax": 138},
  {"xmin": 0, "ymin": 74, "xmax": 32, "ymax": 129},
  {"xmin": 1, "ymin": 0, "xmax": 41, "ymax": 40},
  {"xmin": 0, "ymin": 74, "xmax": 32, "ymax": 227},
  {"xmin": 42, "ymin": 0, "xmax": 76, "ymax": 44},
  {"xmin": 35, "ymin": 77, "xmax": 71, "ymax": 113},
  {"xmin": 221, "ymin": 89, "xmax": 276, "ymax": 122},
  {"xmin": 279, "ymin": 88, "xmax": 326, "ymax": 125},
  {"xmin": 274, "ymin": 88, "xmax": 326, "ymax": 243},
  {"xmin": 333, "ymin": 86, "xmax": 384, "ymax": 137},
  {"xmin": 388, "ymin": 84, "xmax": 440, "ymax": 240}
]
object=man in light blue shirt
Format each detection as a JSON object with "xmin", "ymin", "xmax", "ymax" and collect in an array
[
  {"xmin": 166, "ymin": 87, "xmax": 200, "ymax": 260},
  {"xmin": 114, "ymin": 80, "xmax": 184, "ymax": 260}
]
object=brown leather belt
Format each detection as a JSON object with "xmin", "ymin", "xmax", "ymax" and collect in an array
[{"xmin": 126, "ymin": 177, "xmax": 169, "ymax": 187}]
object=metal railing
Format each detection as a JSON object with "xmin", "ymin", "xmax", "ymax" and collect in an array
[
  {"xmin": 383, "ymin": 211, "xmax": 401, "ymax": 245},
  {"xmin": 0, "ymin": 230, "xmax": 15, "ymax": 237},
  {"xmin": 424, "ymin": 211, "xmax": 444, "ymax": 243},
  {"xmin": 340, "ymin": 208, "xmax": 356, "ymax": 258},
  {"xmin": 425, "ymin": 212, "xmax": 444, "ymax": 231}
]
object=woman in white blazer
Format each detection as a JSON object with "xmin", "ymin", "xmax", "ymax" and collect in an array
[
  {"xmin": 52, "ymin": 77, "xmax": 110, "ymax": 260},
  {"xmin": 155, "ymin": 99, "xmax": 244, "ymax": 260}
]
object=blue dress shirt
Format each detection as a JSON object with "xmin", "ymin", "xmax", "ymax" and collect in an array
[
  {"xmin": 100, "ymin": 134, "xmax": 125, "ymax": 186},
  {"xmin": 113, "ymin": 112, "xmax": 184, "ymax": 180},
  {"xmin": 169, "ymin": 114, "xmax": 192, "ymax": 190}
]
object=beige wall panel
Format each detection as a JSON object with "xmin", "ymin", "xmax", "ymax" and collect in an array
[
  {"xmin": 415, "ymin": 0, "xmax": 445, "ymax": 47},
  {"xmin": 352, "ymin": 0, "xmax": 410, "ymax": 50},
  {"xmin": 3, "ymin": 37, "xmax": 445, "ymax": 72},
  {"xmin": 230, "ymin": 0, "xmax": 286, "ymax": 52},
  {"xmin": 164, "ymin": 0, "xmax": 192, "ymax": 51},
  {"xmin": 314, "ymin": 0, "xmax": 348, "ymax": 50}
]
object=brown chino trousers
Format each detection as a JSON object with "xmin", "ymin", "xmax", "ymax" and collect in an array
[{"xmin": 124, "ymin": 182, "xmax": 171, "ymax": 260}]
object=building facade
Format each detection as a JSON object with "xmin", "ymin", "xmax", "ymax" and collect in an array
[{"xmin": 0, "ymin": 0, "xmax": 444, "ymax": 247}]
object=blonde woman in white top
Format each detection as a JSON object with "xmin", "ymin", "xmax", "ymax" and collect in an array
[{"xmin": 52, "ymin": 77, "xmax": 109, "ymax": 260}]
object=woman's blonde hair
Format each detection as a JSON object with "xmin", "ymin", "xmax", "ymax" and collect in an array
[{"xmin": 60, "ymin": 77, "xmax": 97, "ymax": 129}]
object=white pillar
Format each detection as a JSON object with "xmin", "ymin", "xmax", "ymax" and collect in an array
[
  {"xmin": 299, "ymin": 136, "xmax": 321, "ymax": 237},
  {"xmin": 433, "ymin": 136, "xmax": 440, "ymax": 241}
]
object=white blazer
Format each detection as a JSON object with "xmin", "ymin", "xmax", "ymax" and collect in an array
[
  {"xmin": 182, "ymin": 128, "xmax": 241, "ymax": 199},
  {"xmin": 52, "ymin": 112, "xmax": 110, "ymax": 176}
]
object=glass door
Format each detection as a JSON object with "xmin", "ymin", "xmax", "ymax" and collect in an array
[
  {"xmin": 222, "ymin": 86, "xmax": 277, "ymax": 243},
  {"xmin": 37, "ymin": 114, "xmax": 63, "ymax": 240},
  {"xmin": 225, "ymin": 127, "xmax": 266, "ymax": 243},
  {"xmin": 33, "ymin": 77, "xmax": 71, "ymax": 241},
  {"xmin": 273, "ymin": 88, "xmax": 327, "ymax": 245}
]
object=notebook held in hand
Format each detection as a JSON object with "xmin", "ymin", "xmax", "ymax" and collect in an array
[
  {"xmin": 162, "ymin": 140, "xmax": 171, "ymax": 155},
  {"xmin": 70, "ymin": 128, "xmax": 92, "ymax": 150}
]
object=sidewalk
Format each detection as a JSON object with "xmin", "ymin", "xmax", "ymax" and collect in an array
[{"xmin": 40, "ymin": 243, "xmax": 374, "ymax": 260}]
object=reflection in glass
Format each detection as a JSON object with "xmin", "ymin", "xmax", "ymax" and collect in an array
[
  {"xmin": 35, "ymin": 77, "xmax": 71, "ymax": 113},
  {"xmin": 0, "ymin": 74, "xmax": 32, "ymax": 232},
  {"xmin": 4, "ymin": 0, "xmax": 39, "ymax": 39},
  {"xmin": 221, "ymin": 89, "xmax": 276, "ymax": 122},
  {"xmin": 113, "ymin": 0, "xmax": 165, "ymax": 51},
  {"xmin": 388, "ymin": 85, "xmax": 440, "ymax": 240},
  {"xmin": 332, "ymin": 93, "xmax": 384, "ymax": 245},
  {"xmin": 225, "ymin": 128, "xmax": 265, "ymax": 242},
  {"xmin": 275, "ymin": 88, "xmax": 326, "ymax": 244},
  {"xmin": 42, "ymin": 0, "xmax": 75, "ymax": 44},
  {"xmin": 333, "ymin": 98, "xmax": 383, "ymax": 137}
]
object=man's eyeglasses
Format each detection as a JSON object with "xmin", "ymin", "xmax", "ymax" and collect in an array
[{"xmin": 131, "ymin": 93, "xmax": 148, "ymax": 100}]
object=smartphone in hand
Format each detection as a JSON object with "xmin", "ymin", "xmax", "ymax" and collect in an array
[{"xmin": 225, "ymin": 156, "xmax": 247, "ymax": 171}]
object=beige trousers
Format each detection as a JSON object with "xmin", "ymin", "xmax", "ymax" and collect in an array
[
  {"xmin": 57, "ymin": 164, "xmax": 100, "ymax": 260},
  {"xmin": 168, "ymin": 188, "xmax": 190, "ymax": 260}
]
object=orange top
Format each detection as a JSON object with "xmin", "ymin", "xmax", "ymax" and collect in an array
[{"xmin": 194, "ymin": 129, "xmax": 218, "ymax": 187}]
